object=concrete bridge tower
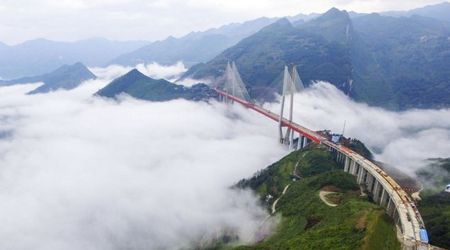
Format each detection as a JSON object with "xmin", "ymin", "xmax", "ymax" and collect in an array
[{"xmin": 279, "ymin": 65, "xmax": 304, "ymax": 149}]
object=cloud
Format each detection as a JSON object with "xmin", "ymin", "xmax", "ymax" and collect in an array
[
  {"xmin": 135, "ymin": 61, "xmax": 187, "ymax": 81},
  {"xmin": 90, "ymin": 62, "xmax": 187, "ymax": 82},
  {"xmin": 0, "ymin": 66, "xmax": 285, "ymax": 249},
  {"xmin": 264, "ymin": 82, "xmax": 450, "ymax": 175},
  {"xmin": 177, "ymin": 77, "xmax": 212, "ymax": 87}
]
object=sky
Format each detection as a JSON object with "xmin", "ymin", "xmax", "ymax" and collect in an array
[
  {"xmin": 0, "ymin": 63, "xmax": 449, "ymax": 249},
  {"xmin": 0, "ymin": 0, "xmax": 446, "ymax": 45}
]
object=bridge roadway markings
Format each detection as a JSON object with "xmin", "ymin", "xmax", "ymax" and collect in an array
[{"xmin": 215, "ymin": 89, "xmax": 427, "ymax": 249}]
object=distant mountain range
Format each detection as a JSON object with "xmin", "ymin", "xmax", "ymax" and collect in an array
[
  {"xmin": 96, "ymin": 69, "xmax": 217, "ymax": 102},
  {"xmin": 109, "ymin": 17, "xmax": 277, "ymax": 67},
  {"xmin": 382, "ymin": 2, "xmax": 450, "ymax": 22},
  {"xmin": 182, "ymin": 5, "xmax": 450, "ymax": 110},
  {"xmin": 0, "ymin": 38, "xmax": 147, "ymax": 79},
  {"xmin": 0, "ymin": 63, "xmax": 96, "ymax": 94}
]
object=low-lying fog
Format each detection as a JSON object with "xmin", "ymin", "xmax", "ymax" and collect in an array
[
  {"xmin": 0, "ymin": 63, "xmax": 449, "ymax": 249},
  {"xmin": 265, "ymin": 82, "xmax": 450, "ymax": 175},
  {"xmin": 0, "ymin": 66, "xmax": 284, "ymax": 249}
]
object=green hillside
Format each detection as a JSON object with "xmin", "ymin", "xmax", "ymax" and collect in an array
[
  {"xmin": 96, "ymin": 69, "xmax": 217, "ymax": 101},
  {"xmin": 225, "ymin": 145, "xmax": 400, "ymax": 250}
]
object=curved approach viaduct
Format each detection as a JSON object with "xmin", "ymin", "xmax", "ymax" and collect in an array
[{"xmin": 215, "ymin": 64, "xmax": 430, "ymax": 249}]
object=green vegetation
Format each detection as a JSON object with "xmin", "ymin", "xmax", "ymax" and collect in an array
[
  {"xmin": 232, "ymin": 145, "xmax": 400, "ymax": 250},
  {"xmin": 419, "ymin": 193, "xmax": 450, "ymax": 248},
  {"xmin": 416, "ymin": 158, "xmax": 450, "ymax": 249},
  {"xmin": 237, "ymin": 146, "xmax": 340, "ymax": 202},
  {"xmin": 96, "ymin": 69, "xmax": 217, "ymax": 101},
  {"xmin": 183, "ymin": 8, "xmax": 450, "ymax": 109}
]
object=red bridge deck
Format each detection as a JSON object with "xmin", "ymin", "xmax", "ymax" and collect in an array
[{"xmin": 215, "ymin": 89, "xmax": 324, "ymax": 143}]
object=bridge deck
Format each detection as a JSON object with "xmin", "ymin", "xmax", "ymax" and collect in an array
[
  {"xmin": 215, "ymin": 89, "xmax": 426, "ymax": 248},
  {"xmin": 215, "ymin": 89, "xmax": 324, "ymax": 143}
]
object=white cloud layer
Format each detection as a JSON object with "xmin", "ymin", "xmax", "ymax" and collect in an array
[
  {"xmin": 90, "ymin": 61, "xmax": 187, "ymax": 82},
  {"xmin": 265, "ymin": 82, "xmax": 450, "ymax": 175},
  {"xmin": 0, "ymin": 0, "xmax": 445, "ymax": 44},
  {"xmin": 0, "ymin": 64, "xmax": 449, "ymax": 249},
  {"xmin": 0, "ymin": 69, "xmax": 284, "ymax": 249}
]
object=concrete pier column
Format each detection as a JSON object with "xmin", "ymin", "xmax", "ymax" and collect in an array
[
  {"xmin": 351, "ymin": 162, "xmax": 358, "ymax": 175},
  {"xmin": 373, "ymin": 181, "xmax": 381, "ymax": 202},
  {"xmin": 357, "ymin": 168, "xmax": 365, "ymax": 184},
  {"xmin": 344, "ymin": 157, "xmax": 350, "ymax": 172},
  {"xmin": 380, "ymin": 189, "xmax": 388, "ymax": 207},
  {"xmin": 386, "ymin": 198, "xmax": 395, "ymax": 217},
  {"xmin": 364, "ymin": 173, "xmax": 371, "ymax": 186},
  {"xmin": 368, "ymin": 174, "xmax": 375, "ymax": 192},
  {"xmin": 362, "ymin": 169, "xmax": 368, "ymax": 183}
]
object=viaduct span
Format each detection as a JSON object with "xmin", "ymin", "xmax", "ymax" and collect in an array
[{"xmin": 215, "ymin": 63, "xmax": 429, "ymax": 250}]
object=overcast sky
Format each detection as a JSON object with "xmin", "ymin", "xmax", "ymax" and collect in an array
[{"xmin": 0, "ymin": 0, "xmax": 446, "ymax": 45}]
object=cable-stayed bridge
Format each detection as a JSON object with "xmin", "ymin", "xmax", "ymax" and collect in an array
[{"xmin": 214, "ymin": 62, "xmax": 430, "ymax": 250}]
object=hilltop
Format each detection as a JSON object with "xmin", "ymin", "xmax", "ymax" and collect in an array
[
  {"xmin": 0, "ymin": 62, "xmax": 96, "ymax": 94},
  {"xmin": 96, "ymin": 69, "xmax": 217, "ymax": 101}
]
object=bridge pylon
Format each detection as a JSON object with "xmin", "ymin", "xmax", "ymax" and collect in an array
[
  {"xmin": 220, "ymin": 61, "xmax": 250, "ymax": 104},
  {"xmin": 279, "ymin": 65, "xmax": 304, "ymax": 150}
]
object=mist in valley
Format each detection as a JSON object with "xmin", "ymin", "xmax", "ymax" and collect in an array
[{"xmin": 0, "ymin": 63, "xmax": 449, "ymax": 249}]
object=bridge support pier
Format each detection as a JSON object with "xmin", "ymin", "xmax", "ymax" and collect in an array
[
  {"xmin": 344, "ymin": 157, "xmax": 350, "ymax": 172},
  {"xmin": 351, "ymin": 161, "xmax": 357, "ymax": 175},
  {"xmin": 386, "ymin": 198, "xmax": 395, "ymax": 217},
  {"xmin": 357, "ymin": 167, "xmax": 366, "ymax": 184},
  {"xmin": 373, "ymin": 181, "xmax": 382, "ymax": 203},
  {"xmin": 380, "ymin": 189, "xmax": 389, "ymax": 207},
  {"xmin": 367, "ymin": 174, "xmax": 375, "ymax": 193}
]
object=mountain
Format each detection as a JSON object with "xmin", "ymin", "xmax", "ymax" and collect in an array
[
  {"xmin": 182, "ymin": 8, "xmax": 450, "ymax": 109},
  {"xmin": 0, "ymin": 62, "xmax": 97, "ymax": 94},
  {"xmin": 109, "ymin": 17, "xmax": 277, "ymax": 67},
  {"xmin": 96, "ymin": 69, "xmax": 217, "ymax": 101},
  {"xmin": 351, "ymin": 14, "xmax": 450, "ymax": 109},
  {"xmin": 383, "ymin": 2, "xmax": 450, "ymax": 22},
  {"xmin": 0, "ymin": 38, "xmax": 147, "ymax": 79},
  {"xmin": 182, "ymin": 9, "xmax": 354, "ymax": 102}
]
